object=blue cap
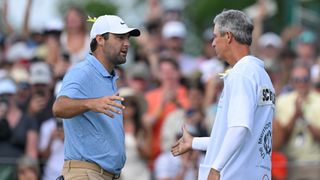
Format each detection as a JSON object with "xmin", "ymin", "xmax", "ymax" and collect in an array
[{"xmin": 298, "ymin": 31, "xmax": 316, "ymax": 44}]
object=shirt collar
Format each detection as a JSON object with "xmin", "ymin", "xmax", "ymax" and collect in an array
[
  {"xmin": 87, "ymin": 54, "xmax": 118, "ymax": 78},
  {"xmin": 233, "ymin": 55, "xmax": 264, "ymax": 69}
]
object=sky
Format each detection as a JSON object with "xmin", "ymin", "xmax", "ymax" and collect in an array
[
  {"xmin": 4, "ymin": 0, "xmax": 186, "ymax": 33},
  {"xmin": 5, "ymin": 0, "xmax": 61, "ymax": 32}
]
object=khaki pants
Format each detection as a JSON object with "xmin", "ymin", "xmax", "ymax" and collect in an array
[{"xmin": 61, "ymin": 160, "xmax": 120, "ymax": 180}]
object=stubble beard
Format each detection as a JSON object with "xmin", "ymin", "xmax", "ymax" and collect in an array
[{"xmin": 107, "ymin": 53, "xmax": 127, "ymax": 67}]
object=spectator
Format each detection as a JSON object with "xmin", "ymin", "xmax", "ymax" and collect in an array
[
  {"xmin": 119, "ymin": 87, "xmax": 151, "ymax": 180},
  {"xmin": 277, "ymin": 47, "xmax": 297, "ymax": 94},
  {"xmin": 17, "ymin": 155, "xmax": 39, "ymax": 180},
  {"xmin": 197, "ymin": 28, "xmax": 224, "ymax": 84},
  {"xmin": 60, "ymin": 7, "xmax": 90, "ymax": 65},
  {"xmin": 161, "ymin": 21, "xmax": 197, "ymax": 78},
  {"xmin": 126, "ymin": 62, "xmax": 151, "ymax": 93},
  {"xmin": 27, "ymin": 62, "xmax": 54, "ymax": 127},
  {"xmin": 39, "ymin": 18, "xmax": 64, "ymax": 67},
  {"xmin": 38, "ymin": 81, "xmax": 64, "ymax": 180},
  {"xmin": 257, "ymin": 32, "xmax": 283, "ymax": 65},
  {"xmin": 9, "ymin": 66, "xmax": 32, "ymax": 111},
  {"xmin": 0, "ymin": 78, "xmax": 38, "ymax": 180},
  {"xmin": 144, "ymin": 57, "xmax": 190, "ymax": 169},
  {"xmin": 275, "ymin": 64, "xmax": 320, "ymax": 180},
  {"xmin": 52, "ymin": 52, "xmax": 71, "ymax": 81},
  {"xmin": 155, "ymin": 133, "xmax": 201, "ymax": 180},
  {"xmin": 295, "ymin": 30, "xmax": 317, "ymax": 67},
  {"xmin": 161, "ymin": 81, "xmax": 208, "ymax": 152}
]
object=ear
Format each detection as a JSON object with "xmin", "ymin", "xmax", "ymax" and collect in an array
[
  {"xmin": 226, "ymin": 32, "xmax": 233, "ymax": 44},
  {"xmin": 96, "ymin": 35, "xmax": 105, "ymax": 46}
]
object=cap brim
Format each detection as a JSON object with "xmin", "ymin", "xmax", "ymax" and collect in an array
[
  {"xmin": 111, "ymin": 28, "xmax": 140, "ymax": 37},
  {"xmin": 128, "ymin": 29, "xmax": 140, "ymax": 37}
]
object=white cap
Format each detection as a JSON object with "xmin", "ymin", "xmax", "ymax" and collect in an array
[
  {"xmin": 258, "ymin": 32, "xmax": 282, "ymax": 48},
  {"xmin": 90, "ymin": 15, "xmax": 140, "ymax": 40},
  {"xmin": 29, "ymin": 62, "xmax": 52, "ymax": 85},
  {"xmin": 44, "ymin": 18, "xmax": 64, "ymax": 32},
  {"xmin": 0, "ymin": 78, "xmax": 17, "ymax": 94},
  {"xmin": 162, "ymin": 21, "xmax": 186, "ymax": 39},
  {"xmin": 6, "ymin": 42, "xmax": 35, "ymax": 62}
]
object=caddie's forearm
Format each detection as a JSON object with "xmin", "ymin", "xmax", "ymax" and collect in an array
[
  {"xmin": 52, "ymin": 96, "xmax": 91, "ymax": 118},
  {"xmin": 192, "ymin": 137, "xmax": 210, "ymax": 151}
]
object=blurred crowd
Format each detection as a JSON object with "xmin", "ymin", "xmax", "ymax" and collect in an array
[{"xmin": 0, "ymin": 0, "xmax": 320, "ymax": 180}]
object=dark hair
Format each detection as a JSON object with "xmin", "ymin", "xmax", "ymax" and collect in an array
[
  {"xmin": 158, "ymin": 56, "xmax": 179, "ymax": 71},
  {"xmin": 90, "ymin": 33, "xmax": 109, "ymax": 52},
  {"xmin": 279, "ymin": 47, "xmax": 297, "ymax": 60},
  {"xmin": 123, "ymin": 96, "xmax": 143, "ymax": 137},
  {"xmin": 61, "ymin": 52, "xmax": 70, "ymax": 63},
  {"xmin": 186, "ymin": 80, "xmax": 205, "ymax": 93}
]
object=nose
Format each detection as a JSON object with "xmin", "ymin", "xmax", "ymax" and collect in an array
[
  {"xmin": 124, "ymin": 37, "xmax": 130, "ymax": 47},
  {"xmin": 211, "ymin": 39, "xmax": 215, "ymax": 48}
]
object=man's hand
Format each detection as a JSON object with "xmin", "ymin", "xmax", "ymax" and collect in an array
[
  {"xmin": 53, "ymin": 94, "xmax": 125, "ymax": 119},
  {"xmin": 171, "ymin": 125, "xmax": 194, "ymax": 156},
  {"xmin": 88, "ymin": 94, "xmax": 125, "ymax": 118},
  {"xmin": 208, "ymin": 168, "xmax": 220, "ymax": 180}
]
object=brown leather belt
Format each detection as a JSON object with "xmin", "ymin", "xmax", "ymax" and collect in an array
[{"xmin": 63, "ymin": 160, "xmax": 120, "ymax": 179}]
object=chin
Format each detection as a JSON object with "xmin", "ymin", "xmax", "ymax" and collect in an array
[{"xmin": 118, "ymin": 58, "xmax": 127, "ymax": 65}]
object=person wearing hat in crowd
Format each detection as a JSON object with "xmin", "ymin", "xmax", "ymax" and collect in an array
[
  {"xmin": 27, "ymin": 62, "xmax": 54, "ymax": 128},
  {"xmin": 52, "ymin": 15, "xmax": 140, "ymax": 180},
  {"xmin": 0, "ymin": 78, "xmax": 38, "ymax": 180},
  {"xmin": 256, "ymin": 32, "xmax": 283, "ymax": 71},
  {"xmin": 256, "ymin": 32, "xmax": 284, "ymax": 95},
  {"xmin": 126, "ymin": 62, "xmax": 151, "ymax": 94},
  {"xmin": 161, "ymin": 20, "xmax": 197, "ymax": 78},
  {"xmin": 295, "ymin": 30, "xmax": 318, "ymax": 68}
]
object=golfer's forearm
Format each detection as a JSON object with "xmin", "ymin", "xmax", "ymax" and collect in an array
[
  {"xmin": 192, "ymin": 137, "xmax": 210, "ymax": 151},
  {"xmin": 53, "ymin": 96, "xmax": 91, "ymax": 118},
  {"xmin": 212, "ymin": 126, "xmax": 248, "ymax": 171}
]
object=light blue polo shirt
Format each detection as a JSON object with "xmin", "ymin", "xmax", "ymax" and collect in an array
[{"xmin": 58, "ymin": 54, "xmax": 125, "ymax": 174}]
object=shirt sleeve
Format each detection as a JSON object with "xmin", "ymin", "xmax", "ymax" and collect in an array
[
  {"xmin": 212, "ymin": 126, "xmax": 248, "ymax": 171},
  {"xmin": 227, "ymin": 73, "xmax": 257, "ymax": 132},
  {"xmin": 192, "ymin": 137, "xmax": 210, "ymax": 151},
  {"xmin": 58, "ymin": 68, "xmax": 87, "ymax": 99}
]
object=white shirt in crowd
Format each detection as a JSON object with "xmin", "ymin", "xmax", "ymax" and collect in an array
[{"xmin": 38, "ymin": 118, "xmax": 64, "ymax": 180}]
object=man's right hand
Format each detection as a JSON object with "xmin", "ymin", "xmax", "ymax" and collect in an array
[{"xmin": 171, "ymin": 125, "xmax": 194, "ymax": 156}]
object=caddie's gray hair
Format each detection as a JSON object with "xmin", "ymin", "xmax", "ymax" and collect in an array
[{"xmin": 213, "ymin": 9, "xmax": 253, "ymax": 45}]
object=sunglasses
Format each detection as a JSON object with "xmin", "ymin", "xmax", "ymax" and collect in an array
[{"xmin": 292, "ymin": 76, "xmax": 310, "ymax": 83}]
